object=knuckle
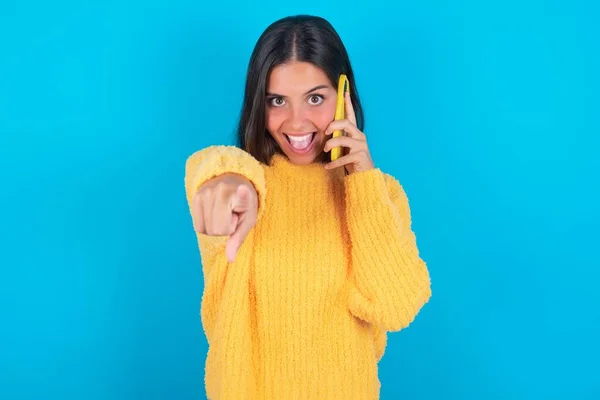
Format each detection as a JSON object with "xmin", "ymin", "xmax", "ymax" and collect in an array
[
  {"xmin": 215, "ymin": 182, "xmax": 228, "ymax": 196},
  {"xmin": 201, "ymin": 186, "xmax": 214, "ymax": 198}
]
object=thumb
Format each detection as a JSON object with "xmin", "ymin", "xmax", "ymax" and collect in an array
[{"xmin": 230, "ymin": 184, "xmax": 252, "ymax": 213}]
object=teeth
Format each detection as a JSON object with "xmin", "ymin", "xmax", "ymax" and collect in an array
[
  {"xmin": 285, "ymin": 133, "xmax": 314, "ymax": 150},
  {"xmin": 287, "ymin": 133, "xmax": 313, "ymax": 142}
]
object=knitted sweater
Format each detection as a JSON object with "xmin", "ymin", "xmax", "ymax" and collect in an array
[{"xmin": 184, "ymin": 145, "xmax": 431, "ymax": 400}]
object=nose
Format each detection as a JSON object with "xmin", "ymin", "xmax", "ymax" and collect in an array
[{"xmin": 287, "ymin": 103, "xmax": 308, "ymax": 131}]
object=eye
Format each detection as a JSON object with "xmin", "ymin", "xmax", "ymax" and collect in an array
[
  {"xmin": 268, "ymin": 97, "xmax": 285, "ymax": 107},
  {"xmin": 308, "ymin": 94, "xmax": 324, "ymax": 105}
]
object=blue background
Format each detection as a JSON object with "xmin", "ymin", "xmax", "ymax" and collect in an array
[{"xmin": 1, "ymin": 1, "xmax": 599, "ymax": 399}]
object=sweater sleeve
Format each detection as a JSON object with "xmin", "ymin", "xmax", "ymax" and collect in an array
[
  {"xmin": 183, "ymin": 145, "xmax": 266, "ymax": 341},
  {"xmin": 345, "ymin": 168, "xmax": 431, "ymax": 332}
]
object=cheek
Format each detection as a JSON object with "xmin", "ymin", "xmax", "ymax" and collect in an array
[
  {"xmin": 311, "ymin": 104, "xmax": 335, "ymax": 131},
  {"xmin": 266, "ymin": 109, "xmax": 284, "ymax": 134}
]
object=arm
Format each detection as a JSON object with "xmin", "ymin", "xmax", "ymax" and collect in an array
[
  {"xmin": 345, "ymin": 168, "xmax": 431, "ymax": 332},
  {"xmin": 184, "ymin": 145, "xmax": 266, "ymax": 340}
]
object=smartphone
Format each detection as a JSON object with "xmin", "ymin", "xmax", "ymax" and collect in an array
[{"xmin": 330, "ymin": 74, "xmax": 349, "ymax": 162}]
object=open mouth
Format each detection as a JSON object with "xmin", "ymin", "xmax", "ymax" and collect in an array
[{"xmin": 284, "ymin": 132, "xmax": 316, "ymax": 152}]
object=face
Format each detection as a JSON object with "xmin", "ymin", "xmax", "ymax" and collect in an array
[{"xmin": 265, "ymin": 61, "xmax": 337, "ymax": 165}]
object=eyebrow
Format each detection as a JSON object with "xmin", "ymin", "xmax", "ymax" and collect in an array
[{"xmin": 266, "ymin": 84, "xmax": 330, "ymax": 97}]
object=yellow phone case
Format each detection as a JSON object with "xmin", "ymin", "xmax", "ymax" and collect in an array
[{"xmin": 330, "ymin": 74, "xmax": 349, "ymax": 161}]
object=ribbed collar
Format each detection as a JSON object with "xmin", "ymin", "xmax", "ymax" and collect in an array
[{"xmin": 268, "ymin": 153, "xmax": 346, "ymax": 183}]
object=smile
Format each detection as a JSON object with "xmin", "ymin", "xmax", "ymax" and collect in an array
[{"xmin": 284, "ymin": 132, "xmax": 316, "ymax": 153}]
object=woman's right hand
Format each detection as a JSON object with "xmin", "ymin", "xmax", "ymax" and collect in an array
[{"xmin": 192, "ymin": 173, "xmax": 259, "ymax": 263}]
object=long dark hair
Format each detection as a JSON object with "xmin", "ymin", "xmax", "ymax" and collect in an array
[{"xmin": 236, "ymin": 15, "xmax": 365, "ymax": 165}]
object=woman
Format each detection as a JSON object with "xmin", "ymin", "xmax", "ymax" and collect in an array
[{"xmin": 184, "ymin": 14, "xmax": 431, "ymax": 400}]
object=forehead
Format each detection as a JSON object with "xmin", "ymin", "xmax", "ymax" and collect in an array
[{"xmin": 267, "ymin": 61, "xmax": 333, "ymax": 92}]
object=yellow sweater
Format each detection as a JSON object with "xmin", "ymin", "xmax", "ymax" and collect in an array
[{"xmin": 184, "ymin": 145, "xmax": 431, "ymax": 400}]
